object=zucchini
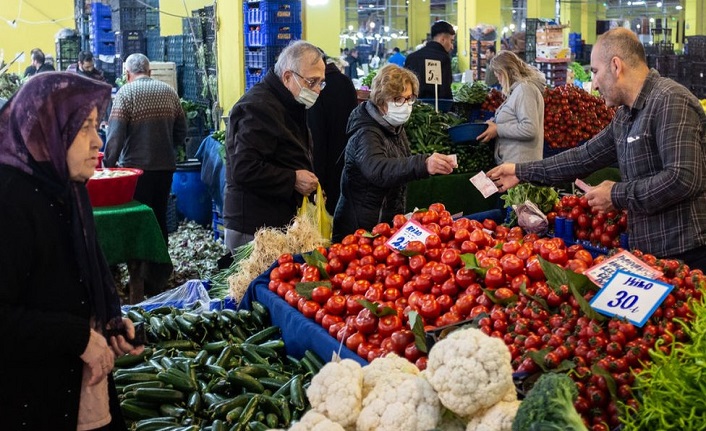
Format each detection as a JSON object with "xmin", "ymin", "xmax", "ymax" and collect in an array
[
  {"xmin": 290, "ymin": 374, "xmax": 305, "ymax": 410},
  {"xmin": 134, "ymin": 388, "xmax": 185, "ymax": 403},
  {"xmin": 114, "ymin": 348, "xmax": 150, "ymax": 368},
  {"xmin": 248, "ymin": 421, "xmax": 269, "ymax": 431},
  {"xmin": 226, "ymin": 370, "xmax": 265, "ymax": 393},
  {"xmin": 187, "ymin": 391, "xmax": 202, "ymax": 412},
  {"xmin": 114, "ymin": 372, "xmax": 159, "ymax": 385},
  {"xmin": 303, "ymin": 350, "xmax": 325, "ymax": 372},
  {"xmin": 157, "ymin": 339, "xmax": 198, "ymax": 350},
  {"xmin": 211, "ymin": 394, "xmax": 250, "ymax": 419},
  {"xmin": 225, "ymin": 406, "xmax": 244, "ymax": 423},
  {"xmin": 234, "ymin": 365, "xmax": 270, "ymax": 379},
  {"xmin": 121, "ymin": 380, "xmax": 166, "ymax": 394},
  {"xmin": 133, "ymin": 417, "xmax": 179, "ymax": 431},
  {"xmin": 243, "ymin": 326, "xmax": 280, "ymax": 345},
  {"xmin": 159, "ymin": 403, "xmax": 187, "ymax": 418},
  {"xmin": 203, "ymin": 340, "xmax": 229, "ymax": 354},
  {"xmin": 234, "ymin": 395, "xmax": 261, "ymax": 431},
  {"xmin": 120, "ymin": 399, "xmax": 160, "ymax": 420}
]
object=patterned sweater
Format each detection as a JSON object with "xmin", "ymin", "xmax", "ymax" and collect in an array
[{"xmin": 104, "ymin": 76, "xmax": 187, "ymax": 171}]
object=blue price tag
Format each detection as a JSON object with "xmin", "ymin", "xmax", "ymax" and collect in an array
[{"xmin": 589, "ymin": 270, "xmax": 673, "ymax": 327}]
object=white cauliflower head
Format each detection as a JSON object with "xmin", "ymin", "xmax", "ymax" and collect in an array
[
  {"xmin": 423, "ymin": 327, "xmax": 515, "ymax": 419},
  {"xmin": 465, "ymin": 400, "xmax": 520, "ymax": 431},
  {"xmin": 288, "ymin": 410, "xmax": 346, "ymax": 431},
  {"xmin": 356, "ymin": 372, "xmax": 441, "ymax": 431},
  {"xmin": 306, "ymin": 359, "xmax": 364, "ymax": 430},
  {"xmin": 362, "ymin": 353, "xmax": 420, "ymax": 398}
]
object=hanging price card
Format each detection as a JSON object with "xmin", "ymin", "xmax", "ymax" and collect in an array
[
  {"xmin": 385, "ymin": 220, "xmax": 433, "ymax": 252},
  {"xmin": 589, "ymin": 270, "xmax": 673, "ymax": 327},
  {"xmin": 585, "ymin": 250, "xmax": 662, "ymax": 287},
  {"xmin": 425, "ymin": 60, "xmax": 442, "ymax": 85}
]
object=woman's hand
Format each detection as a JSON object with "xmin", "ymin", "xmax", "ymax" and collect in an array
[
  {"xmin": 80, "ymin": 329, "xmax": 114, "ymax": 386},
  {"xmin": 477, "ymin": 120, "xmax": 498, "ymax": 143},
  {"xmin": 107, "ymin": 318, "xmax": 145, "ymax": 358},
  {"xmin": 425, "ymin": 153, "xmax": 457, "ymax": 175}
]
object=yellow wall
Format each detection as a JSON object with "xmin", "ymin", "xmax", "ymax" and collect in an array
[
  {"xmin": 685, "ymin": 0, "xmax": 705, "ymax": 35},
  {"xmin": 216, "ymin": 1, "xmax": 242, "ymax": 119},
  {"xmin": 303, "ymin": 0, "xmax": 343, "ymax": 58},
  {"xmin": 159, "ymin": 0, "xmax": 213, "ymax": 36},
  {"xmin": 457, "ymin": 1, "xmax": 502, "ymax": 71},
  {"xmin": 0, "ymin": 0, "xmax": 74, "ymax": 75}
]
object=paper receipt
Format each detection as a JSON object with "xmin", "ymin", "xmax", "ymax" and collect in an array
[
  {"xmin": 449, "ymin": 154, "xmax": 458, "ymax": 168},
  {"xmin": 470, "ymin": 171, "xmax": 499, "ymax": 198}
]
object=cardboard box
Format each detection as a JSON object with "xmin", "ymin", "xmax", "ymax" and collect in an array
[
  {"xmin": 536, "ymin": 45, "xmax": 571, "ymax": 60},
  {"xmin": 536, "ymin": 26, "xmax": 564, "ymax": 46}
]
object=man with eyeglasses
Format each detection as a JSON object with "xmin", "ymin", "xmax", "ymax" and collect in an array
[
  {"xmin": 404, "ymin": 20, "xmax": 456, "ymax": 100},
  {"xmin": 223, "ymin": 40, "xmax": 325, "ymax": 252}
]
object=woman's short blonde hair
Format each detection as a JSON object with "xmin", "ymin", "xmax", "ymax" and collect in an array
[{"xmin": 370, "ymin": 64, "xmax": 419, "ymax": 107}]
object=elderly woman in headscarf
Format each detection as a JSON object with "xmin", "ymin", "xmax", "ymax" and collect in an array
[{"xmin": 0, "ymin": 73, "xmax": 143, "ymax": 430}]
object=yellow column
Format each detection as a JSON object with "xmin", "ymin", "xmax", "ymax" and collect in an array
[
  {"xmin": 304, "ymin": 0, "xmax": 343, "ymax": 57},
  {"xmin": 216, "ymin": 1, "xmax": 243, "ymax": 120},
  {"xmin": 408, "ymin": 0, "xmax": 431, "ymax": 50},
  {"xmin": 159, "ymin": 0, "xmax": 212, "ymax": 35},
  {"xmin": 526, "ymin": 0, "xmax": 555, "ymax": 20},
  {"xmin": 457, "ymin": 0, "xmax": 502, "ymax": 72},
  {"xmin": 580, "ymin": 1, "xmax": 604, "ymax": 45},
  {"xmin": 685, "ymin": 0, "xmax": 705, "ymax": 35}
]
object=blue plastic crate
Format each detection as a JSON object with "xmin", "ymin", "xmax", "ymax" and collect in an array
[
  {"xmin": 115, "ymin": 30, "xmax": 145, "ymax": 59},
  {"xmin": 91, "ymin": 40, "xmax": 116, "ymax": 56},
  {"xmin": 111, "ymin": 7, "xmax": 146, "ymax": 31},
  {"xmin": 212, "ymin": 206, "xmax": 224, "ymax": 241},
  {"xmin": 246, "ymin": 68, "xmax": 265, "ymax": 91},
  {"xmin": 146, "ymin": 34, "xmax": 165, "ymax": 62},
  {"xmin": 244, "ymin": 0, "xmax": 301, "ymax": 25},
  {"xmin": 244, "ymin": 46, "xmax": 283, "ymax": 69},
  {"xmin": 91, "ymin": 4, "xmax": 113, "ymax": 31},
  {"xmin": 146, "ymin": 9, "xmax": 159, "ymax": 27},
  {"xmin": 90, "ymin": 28, "xmax": 115, "ymax": 44},
  {"xmin": 246, "ymin": 23, "xmax": 301, "ymax": 47},
  {"xmin": 165, "ymin": 35, "xmax": 185, "ymax": 65}
]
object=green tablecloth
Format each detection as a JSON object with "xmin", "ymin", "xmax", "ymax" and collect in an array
[
  {"xmin": 406, "ymin": 172, "xmax": 498, "ymax": 216},
  {"xmin": 93, "ymin": 201, "xmax": 172, "ymax": 266}
]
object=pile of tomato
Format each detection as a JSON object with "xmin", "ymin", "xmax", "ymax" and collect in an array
[
  {"xmin": 547, "ymin": 193, "xmax": 629, "ymax": 249},
  {"xmin": 266, "ymin": 203, "xmax": 705, "ymax": 430},
  {"xmin": 543, "ymin": 85, "xmax": 616, "ymax": 150},
  {"xmin": 480, "ymin": 88, "xmax": 505, "ymax": 113}
]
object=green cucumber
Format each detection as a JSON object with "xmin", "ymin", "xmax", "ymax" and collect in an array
[{"xmin": 133, "ymin": 388, "xmax": 185, "ymax": 403}]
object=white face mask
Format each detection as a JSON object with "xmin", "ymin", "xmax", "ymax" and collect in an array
[
  {"xmin": 383, "ymin": 101, "xmax": 413, "ymax": 126},
  {"xmin": 293, "ymin": 76, "xmax": 319, "ymax": 109}
]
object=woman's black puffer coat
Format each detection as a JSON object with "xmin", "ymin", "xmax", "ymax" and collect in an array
[{"xmin": 333, "ymin": 101, "xmax": 429, "ymax": 242}]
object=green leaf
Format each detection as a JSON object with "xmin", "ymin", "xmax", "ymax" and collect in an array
[
  {"xmin": 356, "ymin": 298, "xmax": 397, "ymax": 318},
  {"xmin": 408, "ymin": 311, "xmax": 428, "ymax": 353},
  {"xmin": 295, "ymin": 280, "xmax": 332, "ymax": 300},
  {"xmin": 480, "ymin": 287, "xmax": 518, "ymax": 305},
  {"xmin": 302, "ymin": 249, "xmax": 330, "ymax": 280},
  {"xmin": 519, "ymin": 282, "xmax": 550, "ymax": 310},
  {"xmin": 361, "ymin": 231, "xmax": 379, "ymax": 239},
  {"xmin": 399, "ymin": 248, "xmax": 421, "ymax": 257},
  {"xmin": 538, "ymin": 256, "xmax": 605, "ymax": 321},
  {"xmin": 460, "ymin": 253, "xmax": 488, "ymax": 277},
  {"xmin": 527, "ymin": 347, "xmax": 553, "ymax": 372},
  {"xmin": 591, "ymin": 364, "xmax": 617, "ymax": 399}
]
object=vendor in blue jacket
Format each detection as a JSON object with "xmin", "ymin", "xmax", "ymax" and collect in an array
[{"xmin": 223, "ymin": 40, "xmax": 323, "ymax": 252}]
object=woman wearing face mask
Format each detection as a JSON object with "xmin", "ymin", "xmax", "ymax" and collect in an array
[{"xmin": 332, "ymin": 64, "xmax": 457, "ymax": 241}]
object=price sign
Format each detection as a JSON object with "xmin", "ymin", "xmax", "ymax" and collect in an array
[
  {"xmin": 425, "ymin": 60, "xmax": 442, "ymax": 85},
  {"xmin": 385, "ymin": 220, "xmax": 433, "ymax": 252},
  {"xmin": 589, "ymin": 270, "xmax": 673, "ymax": 327},
  {"xmin": 585, "ymin": 250, "xmax": 662, "ymax": 287}
]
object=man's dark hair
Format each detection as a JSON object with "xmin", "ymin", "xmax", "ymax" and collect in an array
[
  {"xmin": 431, "ymin": 20, "xmax": 455, "ymax": 38},
  {"xmin": 393, "ymin": 47, "xmax": 400, "ymax": 53},
  {"xmin": 32, "ymin": 51, "xmax": 45, "ymax": 64},
  {"xmin": 79, "ymin": 51, "xmax": 94, "ymax": 63}
]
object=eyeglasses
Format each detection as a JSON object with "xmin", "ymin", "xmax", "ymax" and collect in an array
[
  {"xmin": 392, "ymin": 95, "xmax": 418, "ymax": 106},
  {"xmin": 291, "ymin": 70, "xmax": 326, "ymax": 90}
]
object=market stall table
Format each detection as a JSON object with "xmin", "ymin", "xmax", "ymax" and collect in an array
[
  {"xmin": 93, "ymin": 201, "xmax": 173, "ymax": 304},
  {"xmin": 406, "ymin": 171, "xmax": 498, "ymax": 216}
]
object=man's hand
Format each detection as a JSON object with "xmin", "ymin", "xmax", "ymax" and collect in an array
[
  {"xmin": 425, "ymin": 153, "xmax": 457, "ymax": 175},
  {"xmin": 586, "ymin": 180, "xmax": 616, "ymax": 212},
  {"xmin": 295, "ymin": 170, "xmax": 319, "ymax": 196},
  {"xmin": 486, "ymin": 163, "xmax": 519, "ymax": 193}
]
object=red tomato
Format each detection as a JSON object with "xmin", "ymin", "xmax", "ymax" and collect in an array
[
  {"xmin": 311, "ymin": 286, "xmax": 333, "ymax": 305},
  {"xmin": 390, "ymin": 329, "xmax": 415, "ymax": 354},
  {"xmin": 346, "ymin": 294, "xmax": 366, "ymax": 315},
  {"xmin": 354, "ymin": 309, "xmax": 378, "ymax": 334},
  {"xmin": 484, "ymin": 266, "xmax": 506, "ymax": 288},
  {"xmin": 324, "ymin": 295, "xmax": 347, "ymax": 315},
  {"xmin": 418, "ymin": 295, "xmax": 441, "ymax": 320},
  {"xmin": 378, "ymin": 314, "xmax": 403, "ymax": 338},
  {"xmin": 345, "ymin": 332, "xmax": 365, "ymax": 351},
  {"xmin": 300, "ymin": 300, "xmax": 320, "ymax": 319}
]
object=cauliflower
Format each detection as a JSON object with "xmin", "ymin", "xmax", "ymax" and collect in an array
[
  {"xmin": 465, "ymin": 400, "xmax": 521, "ymax": 431},
  {"xmin": 287, "ymin": 410, "xmax": 346, "ymax": 431},
  {"xmin": 306, "ymin": 359, "xmax": 363, "ymax": 430},
  {"xmin": 362, "ymin": 353, "xmax": 419, "ymax": 398},
  {"xmin": 423, "ymin": 327, "xmax": 515, "ymax": 419},
  {"xmin": 356, "ymin": 372, "xmax": 441, "ymax": 431}
]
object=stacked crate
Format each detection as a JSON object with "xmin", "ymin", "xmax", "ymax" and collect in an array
[
  {"xmin": 685, "ymin": 36, "xmax": 706, "ymax": 98},
  {"xmin": 523, "ymin": 18, "xmax": 539, "ymax": 65},
  {"xmin": 55, "ymin": 35, "xmax": 81, "ymax": 71},
  {"xmin": 90, "ymin": 3, "xmax": 115, "ymax": 57},
  {"xmin": 243, "ymin": 0, "xmax": 302, "ymax": 91},
  {"xmin": 144, "ymin": 0, "xmax": 163, "ymax": 62}
]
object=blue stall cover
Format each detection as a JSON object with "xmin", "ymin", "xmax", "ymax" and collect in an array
[
  {"xmin": 195, "ymin": 135, "xmax": 226, "ymax": 213},
  {"xmin": 240, "ymin": 259, "xmax": 368, "ymax": 366}
]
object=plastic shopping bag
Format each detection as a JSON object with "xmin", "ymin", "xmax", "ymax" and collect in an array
[{"xmin": 298, "ymin": 184, "xmax": 333, "ymax": 241}]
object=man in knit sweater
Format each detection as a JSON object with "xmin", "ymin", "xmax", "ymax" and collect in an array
[{"xmin": 104, "ymin": 53, "xmax": 187, "ymax": 245}]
